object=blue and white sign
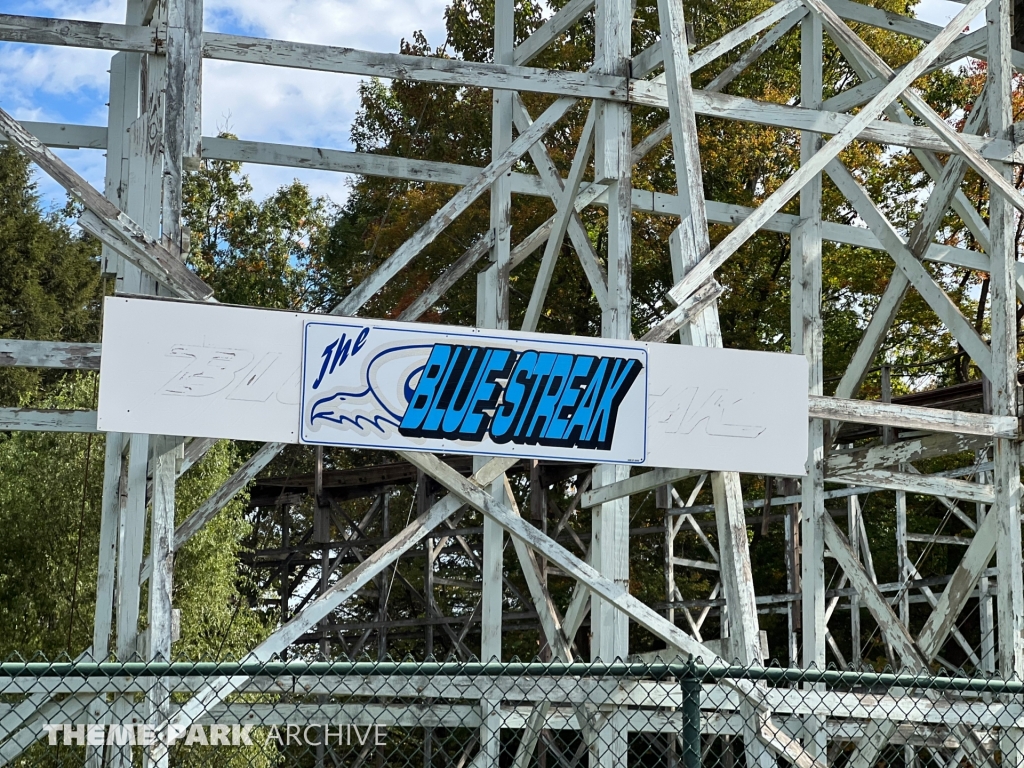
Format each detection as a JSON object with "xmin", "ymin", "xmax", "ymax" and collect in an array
[
  {"xmin": 97, "ymin": 297, "xmax": 809, "ymax": 475},
  {"xmin": 301, "ymin": 320, "xmax": 648, "ymax": 464}
]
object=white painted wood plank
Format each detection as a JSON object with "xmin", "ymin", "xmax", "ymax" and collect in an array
[
  {"xmin": 805, "ymin": 0, "xmax": 1024, "ymax": 216},
  {"xmin": 512, "ymin": 96, "xmax": 608, "ymax": 316},
  {"xmin": 402, "ymin": 452, "xmax": 825, "ymax": 768},
  {"xmin": 115, "ymin": 434, "xmax": 149, "ymax": 661},
  {"xmin": 148, "ymin": 456, "xmax": 518, "ymax": 760},
  {"xmin": 0, "ymin": 408, "xmax": 98, "ymax": 432},
  {"xmin": 0, "ymin": 13, "xmax": 156, "ymax": 51},
  {"xmin": 148, "ymin": 436, "xmax": 178, "ymax": 662},
  {"xmin": 918, "ymin": 508, "xmax": 998, "ymax": 656},
  {"xmin": 826, "ymin": 433, "xmax": 990, "ymax": 475},
  {"xmin": 823, "ymin": 514, "xmax": 927, "ymax": 668},
  {"xmin": 808, "ymin": 395, "xmax": 1018, "ymax": 438},
  {"xmin": 705, "ymin": 8, "xmax": 806, "ymax": 93},
  {"xmin": 139, "ymin": 441, "xmax": 284, "ymax": 585},
  {"xmin": 985, "ymin": 0, "xmax": 1024, "ymax": 681},
  {"xmin": 92, "ymin": 433, "xmax": 123, "ymax": 660},
  {"xmin": 824, "ymin": 158, "xmax": 995, "ymax": 380},
  {"xmin": 202, "ymin": 32, "xmax": 623, "ymax": 99},
  {"xmin": 514, "ymin": 0, "xmax": 594, "ymax": 65},
  {"xmin": 0, "ymin": 340, "xmax": 101, "ymax": 369},
  {"xmin": 581, "ymin": 467, "xmax": 702, "ymax": 508},
  {"xmin": 832, "ymin": 469, "xmax": 995, "ymax": 505},
  {"xmin": 522, "ymin": 104, "xmax": 600, "ymax": 330},
  {"xmin": 14, "ymin": 123, "xmax": 1010, "ymax": 276}
]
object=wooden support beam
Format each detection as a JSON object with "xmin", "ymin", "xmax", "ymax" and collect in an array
[
  {"xmin": 581, "ymin": 467, "xmax": 702, "ymax": 508},
  {"xmin": 984, "ymin": 0, "xmax": 1024, "ymax": 684},
  {"xmin": 830, "ymin": 470, "xmax": 995, "ymax": 505},
  {"xmin": 830, "ymin": 86, "xmax": 992, "ymax": 411},
  {"xmin": 803, "ymin": 0, "xmax": 1024, "ymax": 216},
  {"xmin": 0, "ymin": 13, "xmax": 157, "ymax": 51},
  {"xmin": 513, "ymin": 0, "xmax": 594, "ymax": 65},
  {"xmin": 402, "ymin": 451, "xmax": 825, "ymax": 768},
  {"xmin": 634, "ymin": 0, "xmax": 803, "ymax": 79},
  {"xmin": 0, "ymin": 340, "xmax": 101, "ymax": 369},
  {"xmin": 705, "ymin": 8, "xmax": 806, "ymax": 93},
  {"xmin": 808, "ymin": 396, "xmax": 1018, "ymax": 438},
  {"xmin": 0, "ymin": 408, "xmax": 98, "ymax": 432},
  {"xmin": 333, "ymin": 97, "xmax": 575, "ymax": 315},
  {"xmin": 823, "ymin": 515, "xmax": 927, "ymax": 669},
  {"xmin": 201, "ymin": 31, "xmax": 621, "ymax": 98},
  {"xmin": 826, "ymin": 433, "xmax": 990, "ymax": 475},
  {"xmin": 824, "ymin": 158, "xmax": 995, "ymax": 380},
  {"xmin": 11, "ymin": 122, "xmax": 1011, "ymax": 277},
  {"xmin": 520, "ymin": 103, "xmax": 605, "ymax": 329},
  {"xmin": 139, "ymin": 441, "xmax": 284, "ymax": 585}
]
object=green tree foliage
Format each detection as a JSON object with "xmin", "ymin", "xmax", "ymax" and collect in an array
[
  {"xmin": 0, "ymin": 149, "xmax": 298, "ymax": 659},
  {"xmin": 0, "ymin": 146, "xmax": 102, "ymax": 406},
  {"xmin": 183, "ymin": 139, "xmax": 336, "ymax": 311},
  {"xmin": 0, "ymin": 374, "xmax": 268, "ymax": 659}
]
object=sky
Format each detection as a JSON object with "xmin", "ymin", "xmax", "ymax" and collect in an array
[
  {"xmin": 0, "ymin": 0, "xmax": 984, "ymax": 212},
  {"xmin": 2, "ymin": 0, "xmax": 451, "ymax": 210}
]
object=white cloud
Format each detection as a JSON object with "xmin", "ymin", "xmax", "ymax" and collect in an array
[
  {"xmin": 205, "ymin": 0, "xmax": 449, "ymax": 47},
  {"xmin": 0, "ymin": 45, "xmax": 111, "ymax": 100},
  {"xmin": 196, "ymin": 0, "xmax": 450, "ymax": 202}
]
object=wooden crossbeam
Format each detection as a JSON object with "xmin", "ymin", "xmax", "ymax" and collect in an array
[
  {"xmin": 0, "ymin": 340, "xmax": 101, "ymax": 369},
  {"xmin": 809, "ymin": 395, "xmax": 1019, "ymax": 438}
]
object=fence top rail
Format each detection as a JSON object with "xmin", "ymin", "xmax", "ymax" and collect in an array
[{"xmin": 0, "ymin": 659, "xmax": 1023, "ymax": 693}]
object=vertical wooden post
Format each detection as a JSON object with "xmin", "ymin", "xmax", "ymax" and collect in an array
[
  {"xmin": 796, "ymin": 10, "xmax": 826, "ymax": 671},
  {"xmin": 314, "ymin": 447, "xmax": 329, "ymax": 767},
  {"xmin": 93, "ymin": 433, "xmax": 125, "ymax": 660},
  {"xmin": 591, "ymin": 0, "xmax": 632, "ymax": 669},
  {"xmin": 659, "ymin": 485, "xmax": 677, "ymax": 625},
  {"xmin": 847, "ymin": 494, "xmax": 861, "ymax": 668},
  {"xmin": 785, "ymin": 479, "xmax": 801, "ymax": 667},
  {"xmin": 796, "ymin": 10, "xmax": 826, "ymax": 762},
  {"xmin": 85, "ymin": 432, "xmax": 124, "ymax": 768},
  {"xmin": 589, "ymin": 1, "xmax": 631, "ymax": 765},
  {"xmin": 314, "ymin": 445, "xmax": 331, "ymax": 660},
  {"xmin": 149, "ymin": 436, "xmax": 179, "ymax": 663},
  {"xmin": 96, "ymin": 27, "xmax": 147, "ymax": 767},
  {"xmin": 378, "ymin": 491, "xmax": 390, "ymax": 659},
  {"xmin": 162, "ymin": 0, "xmax": 203, "ymax": 252},
  {"xmin": 477, "ymin": 0, "xmax": 513, "ymax": 666},
  {"xmin": 986, "ymin": 0, "xmax": 1024, "ymax": 685},
  {"xmin": 882, "ymin": 367, "xmax": 911, "ymax": 626},
  {"xmin": 116, "ymin": 434, "xmax": 149, "ymax": 659},
  {"xmin": 530, "ymin": 460, "xmax": 552, "ymax": 659},
  {"xmin": 417, "ymin": 471, "xmax": 437, "ymax": 659},
  {"xmin": 146, "ymin": 436, "xmax": 180, "ymax": 768}
]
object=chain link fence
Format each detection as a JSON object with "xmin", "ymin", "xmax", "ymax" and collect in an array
[{"xmin": 1, "ymin": 657, "xmax": 1022, "ymax": 767}]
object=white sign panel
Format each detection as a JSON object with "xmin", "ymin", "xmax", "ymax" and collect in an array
[{"xmin": 98, "ymin": 297, "xmax": 808, "ymax": 475}]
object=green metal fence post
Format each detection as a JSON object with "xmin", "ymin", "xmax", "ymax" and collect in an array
[{"xmin": 681, "ymin": 662, "xmax": 701, "ymax": 768}]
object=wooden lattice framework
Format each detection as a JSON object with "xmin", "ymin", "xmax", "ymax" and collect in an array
[{"xmin": 1, "ymin": 0, "xmax": 1023, "ymax": 764}]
